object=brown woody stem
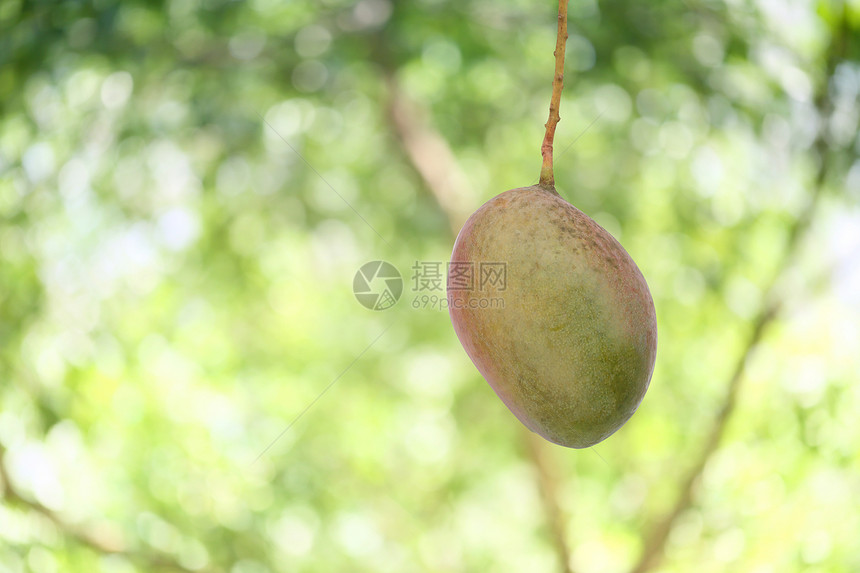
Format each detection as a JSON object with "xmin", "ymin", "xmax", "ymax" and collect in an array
[{"xmin": 539, "ymin": 0, "xmax": 569, "ymax": 189}]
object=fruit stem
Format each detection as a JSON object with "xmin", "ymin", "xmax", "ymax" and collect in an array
[{"xmin": 538, "ymin": 0, "xmax": 569, "ymax": 190}]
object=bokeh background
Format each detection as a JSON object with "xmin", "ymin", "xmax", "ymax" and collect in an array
[{"xmin": 1, "ymin": 0, "xmax": 859, "ymax": 572}]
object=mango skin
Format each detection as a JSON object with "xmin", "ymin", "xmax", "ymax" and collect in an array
[{"xmin": 448, "ymin": 185, "xmax": 657, "ymax": 448}]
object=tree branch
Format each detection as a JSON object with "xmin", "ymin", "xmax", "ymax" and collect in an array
[
  {"xmin": 383, "ymin": 74, "xmax": 577, "ymax": 573},
  {"xmin": 384, "ymin": 75, "xmax": 474, "ymax": 236},
  {"xmin": 0, "ymin": 445, "xmax": 218, "ymax": 572},
  {"xmin": 524, "ymin": 430, "xmax": 575, "ymax": 573},
  {"xmin": 628, "ymin": 9, "xmax": 849, "ymax": 573}
]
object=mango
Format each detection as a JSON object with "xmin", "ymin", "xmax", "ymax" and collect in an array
[{"xmin": 448, "ymin": 185, "xmax": 657, "ymax": 448}]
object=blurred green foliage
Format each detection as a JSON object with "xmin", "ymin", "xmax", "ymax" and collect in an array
[{"xmin": 1, "ymin": 0, "xmax": 859, "ymax": 572}]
